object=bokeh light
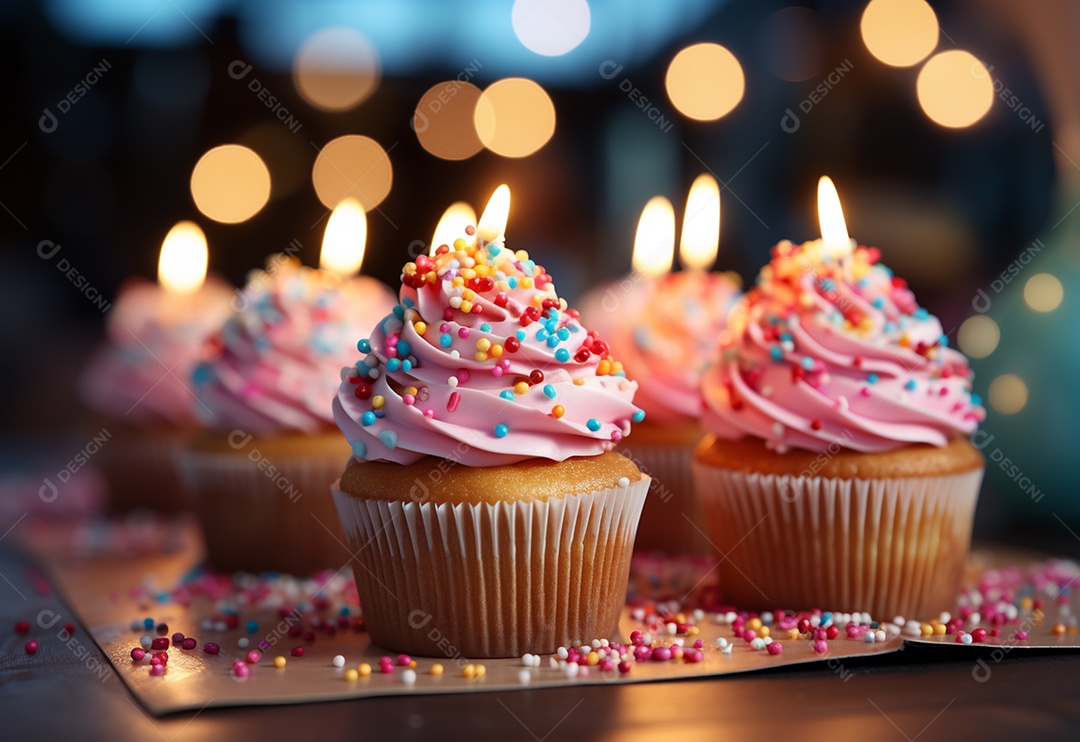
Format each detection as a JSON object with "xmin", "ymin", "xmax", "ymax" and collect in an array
[
  {"xmin": 292, "ymin": 27, "xmax": 380, "ymax": 112},
  {"xmin": 917, "ymin": 50, "xmax": 994, "ymax": 128},
  {"xmin": 190, "ymin": 144, "xmax": 271, "ymax": 224},
  {"xmin": 666, "ymin": 43, "xmax": 745, "ymax": 121},
  {"xmin": 512, "ymin": 0, "xmax": 591, "ymax": 57},
  {"xmin": 311, "ymin": 135, "xmax": 393, "ymax": 211},
  {"xmin": 861, "ymin": 0, "xmax": 939, "ymax": 68},
  {"xmin": 957, "ymin": 315, "xmax": 1001, "ymax": 359},
  {"xmin": 474, "ymin": 78, "xmax": 556, "ymax": 158},
  {"xmin": 1023, "ymin": 273, "xmax": 1064, "ymax": 312},
  {"xmin": 988, "ymin": 373, "xmax": 1029, "ymax": 415},
  {"xmin": 414, "ymin": 81, "xmax": 485, "ymax": 161},
  {"xmin": 761, "ymin": 7, "xmax": 824, "ymax": 82}
]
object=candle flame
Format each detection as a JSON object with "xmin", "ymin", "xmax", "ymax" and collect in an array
[
  {"xmin": 632, "ymin": 196, "xmax": 676, "ymax": 278},
  {"xmin": 431, "ymin": 201, "xmax": 477, "ymax": 256},
  {"xmin": 476, "ymin": 184, "xmax": 511, "ymax": 245},
  {"xmin": 320, "ymin": 198, "xmax": 367, "ymax": 277},
  {"xmin": 817, "ymin": 176, "xmax": 852, "ymax": 259},
  {"xmin": 158, "ymin": 221, "xmax": 208, "ymax": 294},
  {"xmin": 679, "ymin": 174, "xmax": 720, "ymax": 270}
]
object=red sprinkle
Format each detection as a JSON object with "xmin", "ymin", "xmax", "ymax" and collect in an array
[
  {"xmin": 767, "ymin": 641, "xmax": 783, "ymax": 656},
  {"xmin": 131, "ymin": 647, "xmax": 146, "ymax": 661},
  {"xmin": 291, "ymin": 646, "xmax": 305, "ymax": 657},
  {"xmin": 204, "ymin": 642, "xmax": 220, "ymax": 655},
  {"xmin": 15, "ymin": 621, "xmax": 30, "ymax": 635},
  {"xmin": 25, "ymin": 640, "xmax": 38, "ymax": 655}
]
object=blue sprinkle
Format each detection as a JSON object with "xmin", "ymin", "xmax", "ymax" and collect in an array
[
  {"xmin": 401, "ymin": 297, "xmax": 415, "ymax": 308},
  {"xmin": 549, "ymin": 310, "xmax": 559, "ymax": 323},
  {"xmin": 339, "ymin": 606, "xmax": 351, "ymax": 616},
  {"xmin": 543, "ymin": 384, "xmax": 556, "ymax": 399},
  {"xmin": 515, "ymin": 330, "xmax": 526, "ymax": 341},
  {"xmin": 938, "ymin": 334, "xmax": 949, "ymax": 347},
  {"xmin": 884, "ymin": 321, "xmax": 897, "ymax": 333},
  {"xmin": 494, "ymin": 424, "xmax": 509, "ymax": 438},
  {"xmin": 143, "ymin": 618, "xmax": 154, "ymax": 630},
  {"xmin": 255, "ymin": 336, "xmax": 271, "ymax": 353},
  {"xmin": 402, "ymin": 360, "xmax": 413, "ymax": 372},
  {"xmin": 821, "ymin": 612, "xmax": 833, "ymax": 626},
  {"xmin": 351, "ymin": 440, "xmax": 368, "ymax": 458},
  {"xmin": 535, "ymin": 328, "xmax": 548, "ymax": 341},
  {"xmin": 780, "ymin": 333, "xmax": 793, "ymax": 343},
  {"xmin": 487, "ymin": 245, "xmax": 500, "ymax": 257},
  {"xmin": 357, "ymin": 338, "xmax": 371, "ymax": 353},
  {"xmin": 632, "ymin": 409, "xmax": 646, "ymax": 423},
  {"xmin": 586, "ymin": 418, "xmax": 601, "ymax": 432},
  {"xmin": 480, "ymin": 323, "xmax": 492, "ymax": 332},
  {"xmin": 439, "ymin": 333, "xmax": 453, "ymax": 348},
  {"xmin": 368, "ymin": 368, "xmax": 379, "ymax": 379},
  {"xmin": 379, "ymin": 430, "xmax": 398, "ymax": 449},
  {"xmin": 569, "ymin": 324, "xmax": 579, "ymax": 333},
  {"xmin": 192, "ymin": 363, "xmax": 213, "ymax": 386},
  {"xmin": 361, "ymin": 411, "xmax": 377, "ymax": 426},
  {"xmin": 872, "ymin": 298, "xmax": 885, "ymax": 309},
  {"xmin": 800, "ymin": 356, "xmax": 815, "ymax": 370},
  {"xmin": 546, "ymin": 336, "xmax": 559, "ymax": 348},
  {"xmin": 557, "ymin": 328, "xmax": 570, "ymax": 341},
  {"xmin": 867, "ymin": 373, "xmax": 879, "ymax": 385},
  {"xmin": 905, "ymin": 379, "xmax": 917, "ymax": 391},
  {"xmin": 397, "ymin": 341, "xmax": 412, "ymax": 357},
  {"xmin": 555, "ymin": 348, "xmax": 570, "ymax": 362},
  {"xmin": 387, "ymin": 358, "xmax": 401, "ymax": 372},
  {"xmin": 914, "ymin": 307, "xmax": 929, "ymax": 319},
  {"xmin": 615, "ymin": 371, "xmax": 626, "ymax": 377},
  {"xmin": 508, "ymin": 277, "xmax": 518, "ymax": 289},
  {"xmin": 770, "ymin": 347, "xmax": 783, "ymax": 361},
  {"xmin": 392, "ymin": 305, "xmax": 405, "ymax": 320},
  {"xmin": 499, "ymin": 390, "xmax": 514, "ymax": 401},
  {"xmin": 374, "ymin": 410, "xmax": 385, "ymax": 418},
  {"xmin": 970, "ymin": 393, "xmax": 982, "ymax": 406},
  {"xmin": 246, "ymin": 620, "xmax": 259, "ymax": 633}
]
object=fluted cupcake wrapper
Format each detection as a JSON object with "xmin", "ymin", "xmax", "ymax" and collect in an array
[
  {"xmin": 331, "ymin": 477, "xmax": 650, "ymax": 658},
  {"xmin": 177, "ymin": 446, "xmax": 353, "ymax": 575},
  {"xmin": 692, "ymin": 463, "xmax": 983, "ymax": 620},
  {"xmin": 617, "ymin": 440, "xmax": 710, "ymax": 555}
]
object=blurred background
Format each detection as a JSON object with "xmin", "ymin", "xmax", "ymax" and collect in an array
[{"xmin": 2, "ymin": 0, "xmax": 1078, "ymax": 552}]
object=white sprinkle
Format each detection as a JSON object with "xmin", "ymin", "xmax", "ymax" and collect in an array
[
  {"xmin": 750, "ymin": 637, "xmax": 767, "ymax": 650},
  {"xmin": 716, "ymin": 637, "xmax": 729, "ymax": 649},
  {"xmin": 810, "ymin": 616, "xmax": 821, "ymax": 627},
  {"xmin": 600, "ymin": 639, "xmax": 610, "ymax": 648},
  {"xmin": 939, "ymin": 611, "xmax": 952, "ymax": 624},
  {"xmin": 672, "ymin": 638, "xmax": 684, "ymax": 647},
  {"xmin": 518, "ymin": 669, "xmax": 531, "ymax": 684},
  {"xmin": 875, "ymin": 629, "xmax": 887, "ymax": 642},
  {"xmin": 200, "ymin": 619, "xmax": 213, "ymax": 631},
  {"xmin": 449, "ymin": 350, "xmax": 460, "ymax": 359},
  {"xmin": 139, "ymin": 635, "xmax": 152, "ymax": 648},
  {"xmin": 968, "ymin": 612, "xmax": 981, "ymax": 626},
  {"xmin": 631, "ymin": 608, "xmax": 646, "ymax": 621},
  {"xmin": 760, "ymin": 611, "xmax": 774, "ymax": 625},
  {"xmin": 237, "ymin": 637, "xmax": 249, "ymax": 649},
  {"xmin": 864, "ymin": 632, "xmax": 876, "ymax": 643},
  {"xmin": 904, "ymin": 622, "xmax": 922, "ymax": 637},
  {"xmin": 724, "ymin": 611, "xmax": 737, "ymax": 625},
  {"xmin": 448, "ymin": 376, "xmax": 459, "ymax": 388},
  {"xmin": 721, "ymin": 643, "xmax": 733, "ymax": 655},
  {"xmin": 332, "ymin": 655, "xmax": 345, "ymax": 668},
  {"xmin": 591, "ymin": 639, "xmax": 602, "ymax": 649},
  {"xmin": 564, "ymin": 662, "xmax": 580, "ymax": 679},
  {"xmin": 892, "ymin": 615, "xmax": 906, "ymax": 626},
  {"xmin": 666, "ymin": 622, "xmax": 678, "ymax": 635},
  {"xmin": 772, "ymin": 423, "xmax": 785, "ymax": 437},
  {"xmin": 214, "ymin": 621, "xmax": 228, "ymax": 632},
  {"xmin": 549, "ymin": 657, "xmax": 559, "ymax": 669},
  {"xmin": 556, "ymin": 646, "xmax": 568, "ymax": 659},
  {"xmin": 693, "ymin": 609, "xmax": 705, "ymax": 622},
  {"xmin": 960, "ymin": 633, "xmax": 973, "ymax": 645},
  {"xmin": 521, "ymin": 653, "xmax": 534, "ymax": 666},
  {"xmin": 401, "ymin": 669, "xmax": 417, "ymax": 684},
  {"xmin": 617, "ymin": 477, "xmax": 630, "ymax": 488}
]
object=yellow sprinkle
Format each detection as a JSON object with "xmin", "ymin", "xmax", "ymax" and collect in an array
[
  {"xmin": 586, "ymin": 651, "xmax": 599, "ymax": 666},
  {"xmin": 451, "ymin": 277, "xmax": 465, "ymax": 289},
  {"xmin": 552, "ymin": 405, "xmax": 565, "ymax": 418},
  {"xmin": 747, "ymin": 617, "xmax": 762, "ymax": 631},
  {"xmin": 597, "ymin": 360, "xmax": 611, "ymax": 375},
  {"xmin": 475, "ymin": 264, "xmax": 492, "ymax": 276},
  {"xmin": 461, "ymin": 268, "xmax": 477, "ymax": 280},
  {"xmin": 1052, "ymin": 623, "xmax": 1067, "ymax": 635},
  {"xmin": 688, "ymin": 626, "xmax": 700, "ymax": 636},
  {"xmin": 462, "ymin": 664, "xmax": 476, "ymax": 679},
  {"xmin": 759, "ymin": 626, "xmax": 770, "ymax": 637},
  {"xmin": 462, "ymin": 289, "xmax": 476, "ymax": 302},
  {"xmin": 460, "ymin": 300, "xmax": 473, "ymax": 314},
  {"xmin": 344, "ymin": 668, "xmax": 359, "ymax": 682},
  {"xmin": 453, "ymin": 238, "xmax": 467, "ymax": 250},
  {"xmin": 519, "ymin": 277, "xmax": 533, "ymax": 290},
  {"xmin": 430, "ymin": 663, "xmax": 444, "ymax": 676},
  {"xmin": 490, "ymin": 344, "xmax": 503, "ymax": 357},
  {"xmin": 933, "ymin": 623, "xmax": 946, "ymax": 635},
  {"xmin": 514, "ymin": 381, "xmax": 529, "ymax": 395},
  {"xmin": 425, "ymin": 271, "xmax": 437, "ymax": 284},
  {"xmin": 515, "ymin": 249, "xmax": 530, "ymax": 261},
  {"xmin": 409, "ymin": 660, "xmax": 417, "ymax": 668},
  {"xmin": 920, "ymin": 623, "xmax": 933, "ymax": 636},
  {"xmin": 1020, "ymin": 597, "xmax": 1033, "ymax": 611},
  {"xmin": 474, "ymin": 352, "xmax": 489, "ymax": 362},
  {"xmin": 610, "ymin": 361, "xmax": 624, "ymax": 375},
  {"xmin": 786, "ymin": 628, "xmax": 800, "ymax": 640},
  {"xmin": 475, "ymin": 664, "xmax": 486, "ymax": 677},
  {"xmin": 405, "ymin": 387, "xmax": 418, "ymax": 396},
  {"xmin": 372, "ymin": 395, "xmax": 385, "ymax": 410},
  {"xmin": 530, "ymin": 294, "xmax": 544, "ymax": 307},
  {"xmin": 273, "ymin": 656, "xmax": 286, "ymax": 669},
  {"xmin": 898, "ymin": 334, "xmax": 911, "ymax": 348},
  {"xmin": 414, "ymin": 321, "xmax": 427, "ymax": 336},
  {"xmin": 476, "ymin": 338, "xmax": 491, "ymax": 352},
  {"xmin": 573, "ymin": 378, "xmax": 585, "ymax": 386}
]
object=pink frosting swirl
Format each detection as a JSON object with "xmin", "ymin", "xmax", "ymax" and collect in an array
[
  {"xmin": 334, "ymin": 236, "xmax": 645, "ymax": 466},
  {"xmin": 579, "ymin": 270, "xmax": 742, "ymax": 424},
  {"xmin": 194, "ymin": 256, "xmax": 395, "ymax": 435},
  {"xmin": 79, "ymin": 276, "xmax": 234, "ymax": 427},
  {"xmin": 701, "ymin": 241, "xmax": 985, "ymax": 453}
]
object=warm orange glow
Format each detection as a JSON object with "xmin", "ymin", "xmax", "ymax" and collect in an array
[
  {"xmin": 190, "ymin": 145, "xmax": 271, "ymax": 224},
  {"xmin": 632, "ymin": 197, "xmax": 676, "ymax": 278},
  {"xmin": 431, "ymin": 202, "xmax": 478, "ymax": 255},
  {"xmin": 477, "ymin": 185, "xmax": 511, "ymax": 245},
  {"xmin": 158, "ymin": 221, "xmax": 209, "ymax": 294},
  {"xmin": 679, "ymin": 174, "xmax": 720, "ymax": 270},
  {"xmin": 414, "ymin": 81, "xmax": 484, "ymax": 161},
  {"xmin": 312, "ymin": 135, "xmax": 393, "ymax": 211},
  {"xmin": 861, "ymin": 0, "xmax": 939, "ymax": 68},
  {"xmin": 292, "ymin": 27, "xmax": 380, "ymax": 112},
  {"xmin": 474, "ymin": 78, "xmax": 556, "ymax": 158},
  {"xmin": 917, "ymin": 50, "xmax": 993, "ymax": 128},
  {"xmin": 665, "ymin": 43, "xmax": 745, "ymax": 121},
  {"xmin": 319, "ymin": 198, "xmax": 367, "ymax": 277},
  {"xmin": 817, "ymin": 176, "xmax": 853, "ymax": 259}
]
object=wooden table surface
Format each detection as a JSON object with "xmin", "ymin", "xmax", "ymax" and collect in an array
[{"xmin": 2, "ymin": 545, "xmax": 1079, "ymax": 741}]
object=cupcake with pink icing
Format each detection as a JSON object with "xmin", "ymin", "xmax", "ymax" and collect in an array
[
  {"xmin": 78, "ymin": 256, "xmax": 233, "ymax": 512},
  {"xmin": 693, "ymin": 237, "xmax": 986, "ymax": 619},
  {"xmin": 580, "ymin": 269, "xmax": 741, "ymax": 554},
  {"xmin": 330, "ymin": 187, "xmax": 651, "ymax": 657},
  {"xmin": 178, "ymin": 254, "xmax": 395, "ymax": 574}
]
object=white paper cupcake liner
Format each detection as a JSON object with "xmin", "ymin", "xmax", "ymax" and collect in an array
[
  {"xmin": 617, "ymin": 441, "xmax": 710, "ymax": 554},
  {"xmin": 331, "ymin": 476, "xmax": 650, "ymax": 658},
  {"xmin": 178, "ymin": 444, "xmax": 353, "ymax": 575},
  {"xmin": 692, "ymin": 463, "xmax": 983, "ymax": 619}
]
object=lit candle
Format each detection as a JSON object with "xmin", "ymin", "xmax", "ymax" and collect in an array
[
  {"xmin": 431, "ymin": 201, "xmax": 477, "ymax": 255},
  {"xmin": 477, "ymin": 184, "xmax": 511, "ymax": 246},
  {"xmin": 158, "ymin": 221, "xmax": 209, "ymax": 294},
  {"xmin": 679, "ymin": 174, "xmax": 721, "ymax": 271},
  {"xmin": 817, "ymin": 175, "xmax": 855, "ymax": 260},
  {"xmin": 631, "ymin": 196, "xmax": 676, "ymax": 278},
  {"xmin": 320, "ymin": 198, "xmax": 367, "ymax": 278}
]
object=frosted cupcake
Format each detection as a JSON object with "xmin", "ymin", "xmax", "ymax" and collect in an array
[
  {"xmin": 580, "ymin": 269, "xmax": 741, "ymax": 554},
  {"xmin": 180, "ymin": 255, "xmax": 394, "ymax": 574},
  {"xmin": 693, "ymin": 240, "xmax": 985, "ymax": 618},
  {"xmin": 331, "ymin": 221, "xmax": 650, "ymax": 657},
  {"xmin": 79, "ymin": 272, "xmax": 232, "ymax": 512}
]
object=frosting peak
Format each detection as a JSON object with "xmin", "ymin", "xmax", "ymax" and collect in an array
[
  {"xmin": 701, "ymin": 240, "xmax": 985, "ymax": 453},
  {"xmin": 334, "ymin": 234, "xmax": 644, "ymax": 466}
]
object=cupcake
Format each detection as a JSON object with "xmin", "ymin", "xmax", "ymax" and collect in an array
[
  {"xmin": 179, "ymin": 255, "xmax": 395, "ymax": 574},
  {"xmin": 331, "ymin": 226, "xmax": 650, "ymax": 657},
  {"xmin": 693, "ymin": 240, "xmax": 985, "ymax": 618},
  {"xmin": 580, "ymin": 269, "xmax": 741, "ymax": 554},
  {"xmin": 79, "ymin": 273, "xmax": 233, "ymax": 512}
]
